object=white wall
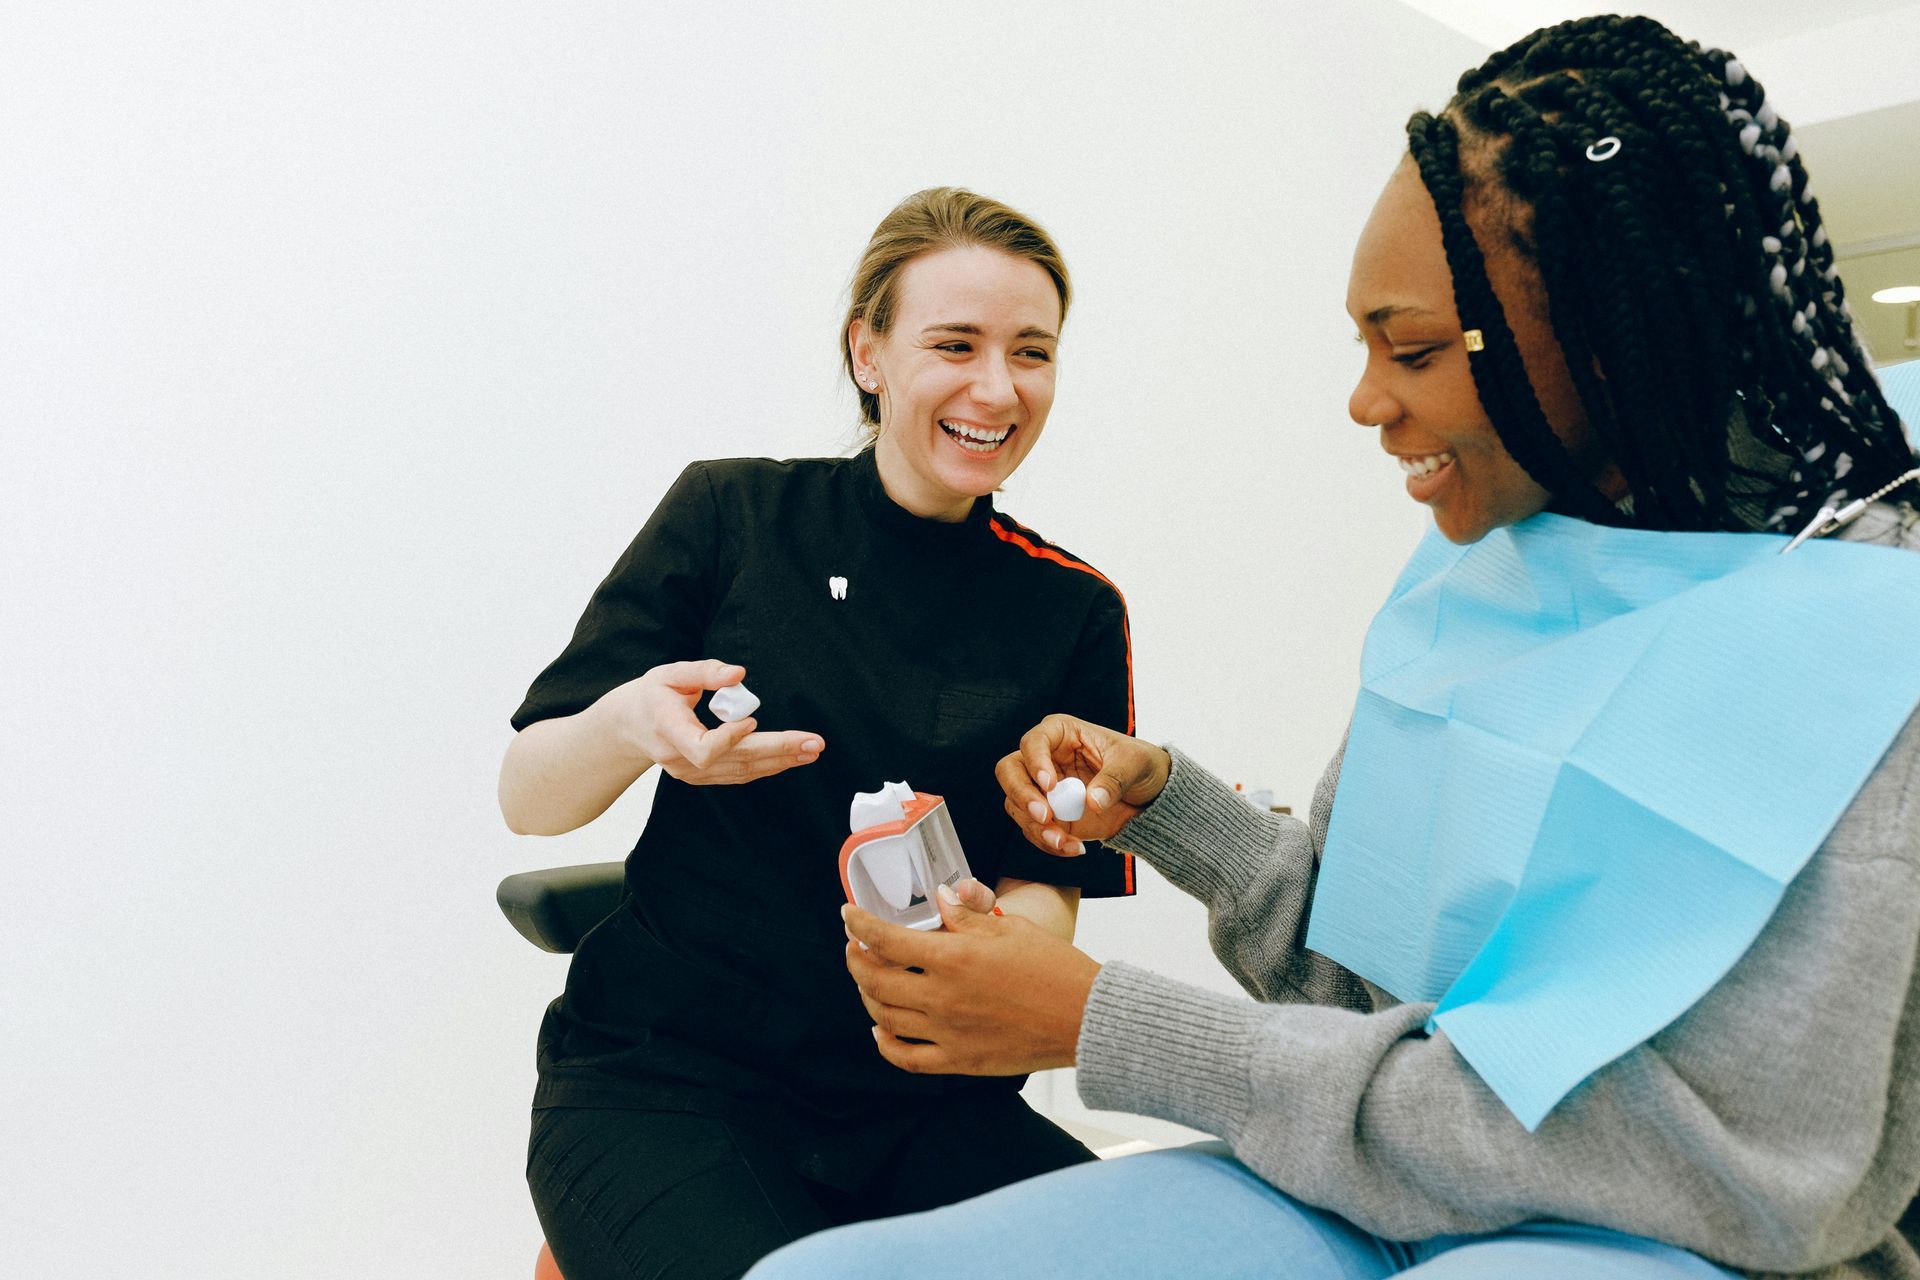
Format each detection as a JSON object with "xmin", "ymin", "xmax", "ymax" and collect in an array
[
  {"xmin": 1, "ymin": 3, "xmax": 1481, "ymax": 1274},
  {"xmin": 1398, "ymin": 0, "xmax": 1920, "ymax": 127}
]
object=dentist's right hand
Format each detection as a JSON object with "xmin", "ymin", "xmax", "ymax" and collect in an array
[
  {"xmin": 500, "ymin": 658, "xmax": 825, "ymax": 837},
  {"xmin": 994, "ymin": 714, "xmax": 1170, "ymax": 855},
  {"xmin": 618, "ymin": 660, "xmax": 824, "ymax": 785}
]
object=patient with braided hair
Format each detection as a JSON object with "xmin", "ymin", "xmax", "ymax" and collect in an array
[{"xmin": 751, "ymin": 16, "xmax": 1920, "ymax": 1279}]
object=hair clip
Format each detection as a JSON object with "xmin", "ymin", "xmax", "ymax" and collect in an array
[
  {"xmin": 1462, "ymin": 329, "xmax": 1485, "ymax": 352},
  {"xmin": 1585, "ymin": 136, "xmax": 1622, "ymax": 162},
  {"xmin": 1779, "ymin": 467, "xmax": 1920, "ymax": 554}
]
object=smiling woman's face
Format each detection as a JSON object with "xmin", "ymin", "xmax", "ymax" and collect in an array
[
  {"xmin": 1345, "ymin": 159, "xmax": 1609, "ymax": 544},
  {"xmin": 851, "ymin": 244, "xmax": 1061, "ymax": 522}
]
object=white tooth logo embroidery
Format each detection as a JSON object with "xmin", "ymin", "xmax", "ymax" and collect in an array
[{"xmin": 829, "ymin": 576, "xmax": 849, "ymax": 600}]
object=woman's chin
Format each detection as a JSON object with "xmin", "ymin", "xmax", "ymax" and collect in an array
[
  {"xmin": 934, "ymin": 449, "xmax": 1022, "ymax": 496},
  {"xmin": 1431, "ymin": 506, "xmax": 1497, "ymax": 545}
]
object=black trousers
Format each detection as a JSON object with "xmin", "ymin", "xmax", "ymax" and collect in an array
[{"xmin": 527, "ymin": 1093, "xmax": 1096, "ymax": 1280}]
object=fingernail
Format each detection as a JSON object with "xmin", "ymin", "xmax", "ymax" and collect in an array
[
  {"xmin": 803, "ymin": 739, "xmax": 823, "ymax": 753},
  {"xmin": 1090, "ymin": 787, "xmax": 1111, "ymax": 810},
  {"xmin": 839, "ymin": 904, "xmax": 850, "ymax": 921},
  {"xmin": 1045, "ymin": 829, "xmax": 1063, "ymax": 849},
  {"xmin": 1037, "ymin": 771, "xmax": 1054, "ymax": 791},
  {"xmin": 1067, "ymin": 839, "xmax": 1086, "ymax": 855},
  {"xmin": 1027, "ymin": 800, "xmax": 1047, "ymax": 822},
  {"xmin": 937, "ymin": 883, "xmax": 958, "ymax": 906}
]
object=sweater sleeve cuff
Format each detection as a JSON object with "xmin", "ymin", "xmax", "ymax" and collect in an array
[
  {"xmin": 1114, "ymin": 745, "xmax": 1288, "ymax": 907},
  {"xmin": 1075, "ymin": 960, "xmax": 1256, "ymax": 1140}
]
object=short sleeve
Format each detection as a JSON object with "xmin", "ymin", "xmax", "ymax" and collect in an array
[
  {"xmin": 997, "ymin": 584, "xmax": 1138, "ymax": 897},
  {"xmin": 510, "ymin": 462, "xmax": 721, "ymax": 731}
]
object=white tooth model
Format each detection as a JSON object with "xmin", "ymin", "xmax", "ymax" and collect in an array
[
  {"xmin": 1047, "ymin": 776, "xmax": 1087, "ymax": 822},
  {"xmin": 709, "ymin": 682, "xmax": 760, "ymax": 723},
  {"xmin": 847, "ymin": 779, "xmax": 915, "ymax": 833},
  {"xmin": 863, "ymin": 839, "xmax": 919, "ymax": 912},
  {"xmin": 839, "ymin": 781, "xmax": 973, "ymax": 930}
]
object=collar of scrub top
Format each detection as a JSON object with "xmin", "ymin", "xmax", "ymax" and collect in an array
[
  {"xmin": 1304, "ymin": 510, "xmax": 1920, "ymax": 1130},
  {"xmin": 851, "ymin": 445, "xmax": 999, "ymax": 544}
]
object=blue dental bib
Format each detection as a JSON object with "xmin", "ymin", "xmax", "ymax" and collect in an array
[{"xmin": 1304, "ymin": 512, "xmax": 1920, "ymax": 1129}]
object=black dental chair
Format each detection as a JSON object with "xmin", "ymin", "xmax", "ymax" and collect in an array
[
  {"xmin": 496, "ymin": 859, "xmax": 625, "ymax": 1279},
  {"xmin": 497, "ymin": 860, "xmax": 625, "ymax": 954}
]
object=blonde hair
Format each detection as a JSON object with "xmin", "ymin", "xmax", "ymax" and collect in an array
[{"xmin": 842, "ymin": 187, "xmax": 1071, "ymax": 434}]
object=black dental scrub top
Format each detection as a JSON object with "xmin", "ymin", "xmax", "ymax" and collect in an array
[{"xmin": 510, "ymin": 449, "xmax": 1135, "ymax": 1138}]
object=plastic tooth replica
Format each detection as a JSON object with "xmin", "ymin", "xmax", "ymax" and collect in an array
[
  {"xmin": 1047, "ymin": 776, "xmax": 1087, "ymax": 822},
  {"xmin": 709, "ymin": 683, "xmax": 760, "ymax": 723},
  {"xmin": 841, "ymin": 782, "xmax": 974, "ymax": 929},
  {"xmin": 865, "ymin": 843, "xmax": 919, "ymax": 910},
  {"xmin": 848, "ymin": 780, "xmax": 915, "ymax": 833}
]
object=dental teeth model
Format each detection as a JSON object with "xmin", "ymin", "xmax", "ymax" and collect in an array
[
  {"xmin": 848, "ymin": 779, "xmax": 915, "ymax": 833},
  {"xmin": 709, "ymin": 682, "xmax": 760, "ymax": 723},
  {"xmin": 840, "ymin": 782, "xmax": 974, "ymax": 929},
  {"xmin": 1047, "ymin": 776, "xmax": 1087, "ymax": 822},
  {"xmin": 862, "ymin": 833, "xmax": 918, "ymax": 911}
]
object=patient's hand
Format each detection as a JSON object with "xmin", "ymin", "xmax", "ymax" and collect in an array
[
  {"xmin": 948, "ymin": 876, "xmax": 999, "ymax": 915},
  {"xmin": 843, "ymin": 884, "xmax": 1100, "ymax": 1076},
  {"xmin": 996, "ymin": 713, "xmax": 1171, "ymax": 855}
]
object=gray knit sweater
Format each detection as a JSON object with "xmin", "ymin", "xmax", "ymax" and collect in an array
[{"xmin": 1076, "ymin": 503, "xmax": 1920, "ymax": 1278}]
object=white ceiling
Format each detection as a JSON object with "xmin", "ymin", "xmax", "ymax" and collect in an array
[
  {"xmin": 1394, "ymin": 1, "xmax": 1915, "ymax": 55},
  {"xmin": 1393, "ymin": 1, "xmax": 1920, "ymax": 364}
]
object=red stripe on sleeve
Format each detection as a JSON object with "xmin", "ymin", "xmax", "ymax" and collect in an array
[
  {"xmin": 987, "ymin": 518, "xmax": 1135, "ymax": 734},
  {"xmin": 990, "ymin": 517, "xmax": 1139, "ymax": 899}
]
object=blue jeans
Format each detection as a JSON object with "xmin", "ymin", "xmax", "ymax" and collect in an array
[{"xmin": 744, "ymin": 1142, "xmax": 1740, "ymax": 1280}]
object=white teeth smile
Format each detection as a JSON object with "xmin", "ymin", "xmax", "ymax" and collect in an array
[
  {"xmin": 941, "ymin": 420, "xmax": 1012, "ymax": 453},
  {"xmin": 1398, "ymin": 451, "xmax": 1455, "ymax": 478}
]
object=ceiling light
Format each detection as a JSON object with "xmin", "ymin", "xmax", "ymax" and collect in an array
[{"xmin": 1874, "ymin": 287, "xmax": 1920, "ymax": 350}]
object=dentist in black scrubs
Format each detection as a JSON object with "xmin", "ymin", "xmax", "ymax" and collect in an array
[{"xmin": 499, "ymin": 187, "xmax": 1136, "ymax": 1280}]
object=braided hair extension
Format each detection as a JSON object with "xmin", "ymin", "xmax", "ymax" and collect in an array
[
  {"xmin": 1407, "ymin": 14, "xmax": 1917, "ymax": 532},
  {"xmin": 1407, "ymin": 111, "xmax": 1623, "ymax": 522}
]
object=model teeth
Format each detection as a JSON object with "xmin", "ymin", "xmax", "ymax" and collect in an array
[
  {"xmin": 941, "ymin": 420, "xmax": 1011, "ymax": 450},
  {"xmin": 1398, "ymin": 451, "xmax": 1455, "ymax": 478}
]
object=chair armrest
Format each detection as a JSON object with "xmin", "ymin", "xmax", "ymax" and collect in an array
[{"xmin": 496, "ymin": 861, "xmax": 626, "ymax": 954}]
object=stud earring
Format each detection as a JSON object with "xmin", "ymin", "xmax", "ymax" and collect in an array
[{"xmin": 1462, "ymin": 329, "xmax": 1485, "ymax": 352}]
